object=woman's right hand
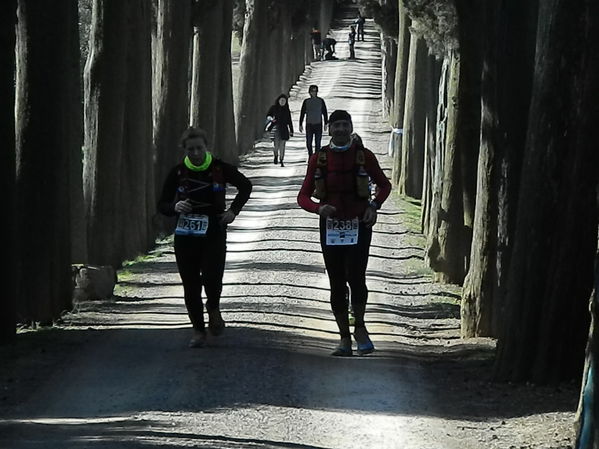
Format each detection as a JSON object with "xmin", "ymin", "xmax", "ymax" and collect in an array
[{"xmin": 174, "ymin": 199, "xmax": 193, "ymax": 214}]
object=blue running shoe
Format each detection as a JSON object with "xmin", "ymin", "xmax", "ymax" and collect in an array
[
  {"xmin": 354, "ymin": 327, "xmax": 374, "ymax": 355},
  {"xmin": 331, "ymin": 337, "xmax": 352, "ymax": 357}
]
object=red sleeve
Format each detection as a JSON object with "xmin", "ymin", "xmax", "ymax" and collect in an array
[
  {"xmin": 364, "ymin": 149, "xmax": 392, "ymax": 205},
  {"xmin": 297, "ymin": 153, "xmax": 321, "ymax": 214}
]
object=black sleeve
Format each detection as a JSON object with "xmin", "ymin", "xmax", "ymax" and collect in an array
[
  {"xmin": 222, "ymin": 163, "xmax": 252, "ymax": 215},
  {"xmin": 299, "ymin": 99, "xmax": 307, "ymax": 126},
  {"xmin": 322, "ymin": 99, "xmax": 328, "ymax": 125},
  {"xmin": 157, "ymin": 166, "xmax": 180, "ymax": 217}
]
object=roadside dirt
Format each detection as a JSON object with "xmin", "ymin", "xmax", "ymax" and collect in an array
[{"xmin": 0, "ymin": 10, "xmax": 579, "ymax": 449}]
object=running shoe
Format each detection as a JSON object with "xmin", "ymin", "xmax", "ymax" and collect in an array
[
  {"xmin": 208, "ymin": 309, "xmax": 226, "ymax": 336},
  {"xmin": 189, "ymin": 331, "xmax": 206, "ymax": 348},
  {"xmin": 353, "ymin": 327, "xmax": 374, "ymax": 355},
  {"xmin": 331, "ymin": 337, "xmax": 352, "ymax": 357}
]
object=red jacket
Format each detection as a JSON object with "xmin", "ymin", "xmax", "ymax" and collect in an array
[{"xmin": 297, "ymin": 143, "xmax": 391, "ymax": 219}]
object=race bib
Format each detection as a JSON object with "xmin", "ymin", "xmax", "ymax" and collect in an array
[
  {"xmin": 325, "ymin": 217, "xmax": 359, "ymax": 246},
  {"xmin": 175, "ymin": 214, "xmax": 209, "ymax": 236}
]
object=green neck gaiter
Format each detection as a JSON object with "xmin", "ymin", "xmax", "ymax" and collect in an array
[{"xmin": 184, "ymin": 152, "xmax": 212, "ymax": 171}]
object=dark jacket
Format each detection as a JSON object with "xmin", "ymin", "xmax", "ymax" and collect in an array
[
  {"xmin": 158, "ymin": 157, "xmax": 252, "ymax": 218},
  {"xmin": 266, "ymin": 94, "xmax": 294, "ymax": 140}
]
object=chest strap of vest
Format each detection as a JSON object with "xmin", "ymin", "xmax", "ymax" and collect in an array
[{"xmin": 312, "ymin": 146, "xmax": 370, "ymax": 200}]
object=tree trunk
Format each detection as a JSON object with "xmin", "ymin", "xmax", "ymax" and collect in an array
[
  {"xmin": 236, "ymin": 0, "xmax": 267, "ymax": 154},
  {"xmin": 425, "ymin": 0, "xmax": 484, "ymax": 285},
  {"xmin": 495, "ymin": 0, "xmax": 599, "ymax": 384},
  {"xmin": 0, "ymin": 0, "xmax": 17, "ymax": 341},
  {"xmin": 398, "ymin": 34, "xmax": 426, "ymax": 199},
  {"xmin": 461, "ymin": 2, "xmax": 499, "ymax": 337},
  {"xmin": 192, "ymin": 0, "xmax": 237, "ymax": 163},
  {"xmin": 425, "ymin": 56, "xmax": 450, "ymax": 268},
  {"xmin": 420, "ymin": 53, "xmax": 441, "ymax": 236},
  {"xmin": 15, "ymin": 0, "xmax": 79, "ymax": 323},
  {"xmin": 381, "ymin": 35, "xmax": 397, "ymax": 120},
  {"xmin": 152, "ymin": 0, "xmax": 192, "ymax": 205},
  {"xmin": 67, "ymin": 5, "xmax": 86, "ymax": 265},
  {"xmin": 121, "ymin": 0, "xmax": 154, "ymax": 256},
  {"xmin": 83, "ymin": 0, "xmax": 128, "ymax": 267},
  {"xmin": 390, "ymin": 2, "xmax": 410, "ymax": 185},
  {"xmin": 278, "ymin": 3, "xmax": 291, "ymax": 94},
  {"xmin": 461, "ymin": 0, "xmax": 538, "ymax": 338},
  {"xmin": 455, "ymin": 0, "xmax": 483, "ymax": 275},
  {"xmin": 493, "ymin": 0, "xmax": 538, "ymax": 334},
  {"xmin": 425, "ymin": 51, "xmax": 465, "ymax": 284},
  {"xmin": 214, "ymin": 0, "xmax": 237, "ymax": 164},
  {"xmin": 262, "ymin": 21, "xmax": 279, "ymax": 109}
]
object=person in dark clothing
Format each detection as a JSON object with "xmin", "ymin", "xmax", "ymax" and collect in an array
[
  {"xmin": 348, "ymin": 25, "xmax": 356, "ymax": 59},
  {"xmin": 299, "ymin": 84, "xmax": 328, "ymax": 158},
  {"xmin": 265, "ymin": 93, "xmax": 294, "ymax": 167},
  {"xmin": 354, "ymin": 12, "xmax": 365, "ymax": 41},
  {"xmin": 297, "ymin": 110, "xmax": 391, "ymax": 356},
  {"xmin": 310, "ymin": 26, "xmax": 323, "ymax": 61},
  {"xmin": 322, "ymin": 36, "xmax": 337, "ymax": 60},
  {"xmin": 158, "ymin": 127, "xmax": 252, "ymax": 348}
]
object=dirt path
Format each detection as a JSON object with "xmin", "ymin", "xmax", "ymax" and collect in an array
[{"xmin": 0, "ymin": 10, "xmax": 578, "ymax": 449}]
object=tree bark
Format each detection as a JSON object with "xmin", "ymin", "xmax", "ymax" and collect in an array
[
  {"xmin": 398, "ymin": 34, "xmax": 426, "ymax": 199},
  {"xmin": 278, "ymin": 3, "xmax": 291, "ymax": 94},
  {"xmin": 460, "ymin": 2, "xmax": 498, "ymax": 336},
  {"xmin": 425, "ymin": 56, "xmax": 450, "ymax": 268},
  {"xmin": 454, "ymin": 0, "xmax": 483, "ymax": 255},
  {"xmin": 426, "ymin": 51, "xmax": 465, "ymax": 284},
  {"xmin": 493, "ymin": 0, "xmax": 538, "ymax": 333},
  {"xmin": 420, "ymin": 53, "xmax": 441, "ymax": 236},
  {"xmin": 121, "ymin": 0, "xmax": 154, "ymax": 256},
  {"xmin": 152, "ymin": 0, "xmax": 192, "ymax": 204},
  {"xmin": 15, "ymin": 0, "xmax": 79, "ymax": 323},
  {"xmin": 381, "ymin": 35, "xmax": 397, "ymax": 120},
  {"xmin": 67, "ymin": 4, "xmax": 86, "ymax": 265},
  {"xmin": 461, "ymin": 0, "xmax": 538, "ymax": 338},
  {"xmin": 236, "ymin": 0, "xmax": 267, "ymax": 154},
  {"xmin": 495, "ymin": 0, "xmax": 599, "ymax": 384},
  {"xmin": 83, "ymin": 0, "xmax": 128, "ymax": 267},
  {"xmin": 214, "ymin": 0, "xmax": 237, "ymax": 164},
  {"xmin": 390, "ymin": 2, "xmax": 410, "ymax": 185},
  {"xmin": 425, "ymin": 0, "xmax": 484, "ymax": 285},
  {"xmin": 0, "ymin": 0, "xmax": 17, "ymax": 341},
  {"xmin": 191, "ymin": 0, "xmax": 237, "ymax": 163}
]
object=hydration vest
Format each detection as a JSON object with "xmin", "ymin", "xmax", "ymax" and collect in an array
[
  {"xmin": 176, "ymin": 160, "xmax": 226, "ymax": 210},
  {"xmin": 313, "ymin": 144, "xmax": 370, "ymax": 200}
]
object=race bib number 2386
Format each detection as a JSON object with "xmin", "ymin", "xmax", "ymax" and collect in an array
[{"xmin": 325, "ymin": 217, "xmax": 359, "ymax": 246}]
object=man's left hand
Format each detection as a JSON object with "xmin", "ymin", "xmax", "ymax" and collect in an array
[
  {"xmin": 362, "ymin": 206, "xmax": 377, "ymax": 228},
  {"xmin": 220, "ymin": 209, "xmax": 236, "ymax": 227}
]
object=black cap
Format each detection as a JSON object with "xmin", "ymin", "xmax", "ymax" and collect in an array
[{"xmin": 329, "ymin": 110, "xmax": 352, "ymax": 124}]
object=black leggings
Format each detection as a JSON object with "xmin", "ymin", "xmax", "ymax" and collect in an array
[
  {"xmin": 320, "ymin": 219, "xmax": 372, "ymax": 336},
  {"xmin": 174, "ymin": 225, "xmax": 226, "ymax": 331}
]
